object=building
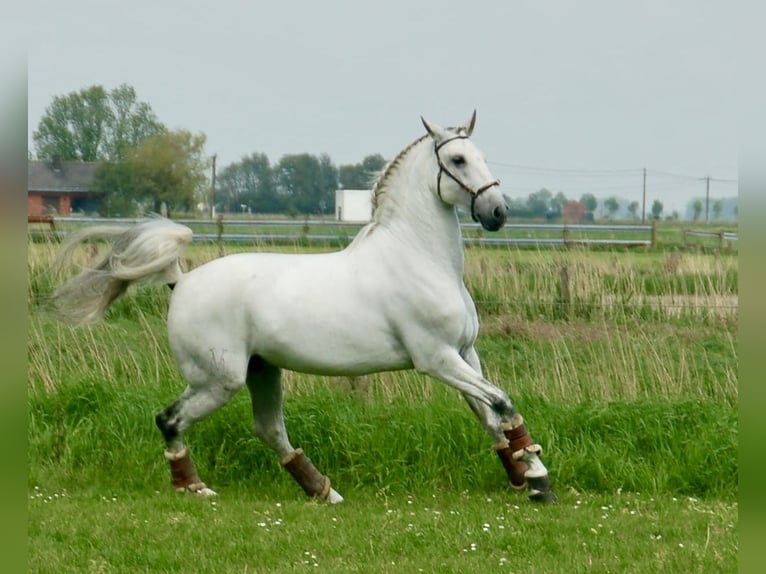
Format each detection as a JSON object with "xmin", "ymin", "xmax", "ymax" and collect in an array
[
  {"xmin": 28, "ymin": 157, "xmax": 102, "ymax": 217},
  {"xmin": 335, "ymin": 188, "xmax": 373, "ymax": 222}
]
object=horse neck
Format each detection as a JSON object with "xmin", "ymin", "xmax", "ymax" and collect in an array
[{"xmin": 370, "ymin": 140, "xmax": 465, "ymax": 274}]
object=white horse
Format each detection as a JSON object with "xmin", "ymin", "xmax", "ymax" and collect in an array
[{"xmin": 50, "ymin": 112, "xmax": 557, "ymax": 504}]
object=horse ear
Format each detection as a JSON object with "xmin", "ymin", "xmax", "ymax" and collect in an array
[
  {"xmin": 421, "ymin": 116, "xmax": 444, "ymax": 141},
  {"xmin": 462, "ymin": 110, "xmax": 477, "ymax": 136}
]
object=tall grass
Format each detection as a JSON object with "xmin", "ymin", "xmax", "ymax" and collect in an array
[{"xmin": 27, "ymin": 234, "xmax": 738, "ymax": 502}]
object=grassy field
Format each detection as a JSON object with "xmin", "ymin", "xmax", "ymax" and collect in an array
[{"xmin": 27, "ymin": 234, "xmax": 738, "ymax": 573}]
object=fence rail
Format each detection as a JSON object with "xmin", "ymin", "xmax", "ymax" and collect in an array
[
  {"xmin": 27, "ymin": 216, "xmax": 739, "ymax": 249},
  {"xmin": 32, "ymin": 216, "xmax": 667, "ymax": 249},
  {"xmin": 682, "ymin": 228, "xmax": 738, "ymax": 250}
]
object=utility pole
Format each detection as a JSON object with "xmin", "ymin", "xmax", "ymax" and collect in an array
[
  {"xmin": 705, "ymin": 175, "xmax": 710, "ymax": 223},
  {"xmin": 211, "ymin": 153, "xmax": 217, "ymax": 218},
  {"xmin": 641, "ymin": 167, "xmax": 647, "ymax": 223}
]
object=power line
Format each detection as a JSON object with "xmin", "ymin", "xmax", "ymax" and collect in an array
[
  {"xmin": 487, "ymin": 161, "xmax": 738, "ymax": 184},
  {"xmin": 488, "ymin": 161, "xmax": 643, "ymax": 175}
]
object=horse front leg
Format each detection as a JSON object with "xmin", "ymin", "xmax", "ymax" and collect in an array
[{"xmin": 458, "ymin": 346, "xmax": 557, "ymax": 504}]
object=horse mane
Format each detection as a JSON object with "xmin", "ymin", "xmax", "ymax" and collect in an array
[
  {"xmin": 369, "ymin": 134, "xmax": 430, "ymax": 222},
  {"xmin": 346, "ymin": 125, "xmax": 461, "ymax": 245}
]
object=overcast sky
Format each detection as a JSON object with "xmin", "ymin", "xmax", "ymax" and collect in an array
[{"xmin": 25, "ymin": 0, "xmax": 737, "ymax": 214}]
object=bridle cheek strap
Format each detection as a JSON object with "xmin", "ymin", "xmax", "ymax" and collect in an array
[{"xmin": 434, "ymin": 136, "xmax": 501, "ymax": 222}]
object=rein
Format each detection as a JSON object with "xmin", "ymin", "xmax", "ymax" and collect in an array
[{"xmin": 434, "ymin": 134, "xmax": 500, "ymax": 222}]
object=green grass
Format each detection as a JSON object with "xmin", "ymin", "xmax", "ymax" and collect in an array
[
  {"xmin": 28, "ymin": 486, "xmax": 737, "ymax": 573},
  {"xmin": 27, "ymin": 237, "xmax": 738, "ymax": 572},
  {"xmin": 28, "ymin": 368, "xmax": 736, "ymax": 499}
]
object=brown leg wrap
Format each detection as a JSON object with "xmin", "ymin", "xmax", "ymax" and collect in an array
[
  {"xmin": 495, "ymin": 415, "xmax": 536, "ymax": 489},
  {"xmin": 495, "ymin": 446, "xmax": 529, "ymax": 490},
  {"xmin": 504, "ymin": 420, "xmax": 535, "ymax": 452},
  {"xmin": 281, "ymin": 448, "xmax": 331, "ymax": 500},
  {"xmin": 165, "ymin": 448, "xmax": 207, "ymax": 493}
]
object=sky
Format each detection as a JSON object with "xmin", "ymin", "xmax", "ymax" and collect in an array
[{"xmin": 23, "ymin": 0, "xmax": 738, "ymax": 216}]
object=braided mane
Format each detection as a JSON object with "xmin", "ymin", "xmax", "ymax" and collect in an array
[{"xmin": 369, "ymin": 134, "xmax": 430, "ymax": 222}]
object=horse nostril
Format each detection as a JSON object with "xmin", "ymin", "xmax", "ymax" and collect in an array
[{"xmin": 493, "ymin": 206, "xmax": 504, "ymax": 220}]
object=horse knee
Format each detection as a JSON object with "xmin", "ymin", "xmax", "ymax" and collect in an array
[
  {"xmin": 156, "ymin": 403, "xmax": 181, "ymax": 444},
  {"xmin": 490, "ymin": 390, "xmax": 515, "ymax": 419}
]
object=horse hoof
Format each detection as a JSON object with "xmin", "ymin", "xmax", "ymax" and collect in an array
[
  {"xmin": 182, "ymin": 484, "xmax": 217, "ymax": 497},
  {"xmin": 326, "ymin": 488, "xmax": 345, "ymax": 504},
  {"xmin": 195, "ymin": 487, "xmax": 218, "ymax": 497},
  {"xmin": 529, "ymin": 489, "xmax": 558, "ymax": 504}
]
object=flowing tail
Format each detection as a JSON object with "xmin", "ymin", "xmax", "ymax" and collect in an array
[{"xmin": 49, "ymin": 217, "xmax": 193, "ymax": 326}]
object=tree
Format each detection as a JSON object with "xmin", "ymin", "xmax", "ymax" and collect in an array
[
  {"xmin": 526, "ymin": 188, "xmax": 553, "ymax": 217},
  {"xmin": 339, "ymin": 154, "xmax": 387, "ymax": 189},
  {"xmin": 712, "ymin": 200, "xmax": 723, "ymax": 221},
  {"xmin": 651, "ymin": 199, "xmax": 664, "ymax": 220},
  {"xmin": 627, "ymin": 201, "xmax": 639, "ymax": 219},
  {"xmin": 692, "ymin": 199, "xmax": 703, "ymax": 221},
  {"xmin": 276, "ymin": 153, "xmax": 338, "ymax": 215},
  {"xmin": 504, "ymin": 195, "xmax": 529, "ymax": 218},
  {"xmin": 33, "ymin": 84, "xmax": 165, "ymax": 162},
  {"xmin": 90, "ymin": 159, "xmax": 134, "ymax": 216},
  {"xmin": 580, "ymin": 193, "xmax": 598, "ymax": 215},
  {"xmin": 604, "ymin": 196, "xmax": 620, "ymax": 219},
  {"xmin": 217, "ymin": 153, "xmax": 278, "ymax": 214},
  {"xmin": 550, "ymin": 191, "xmax": 569, "ymax": 213},
  {"xmin": 94, "ymin": 129, "xmax": 208, "ymax": 216},
  {"xmin": 317, "ymin": 154, "xmax": 339, "ymax": 215}
]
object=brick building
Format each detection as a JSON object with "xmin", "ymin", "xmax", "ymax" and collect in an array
[{"xmin": 28, "ymin": 157, "xmax": 102, "ymax": 217}]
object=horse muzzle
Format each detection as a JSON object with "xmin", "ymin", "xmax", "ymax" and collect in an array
[{"xmin": 473, "ymin": 188, "xmax": 507, "ymax": 231}]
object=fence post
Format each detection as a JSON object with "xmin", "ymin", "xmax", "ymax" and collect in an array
[
  {"xmin": 216, "ymin": 214, "xmax": 224, "ymax": 257},
  {"xmin": 650, "ymin": 220, "xmax": 657, "ymax": 249}
]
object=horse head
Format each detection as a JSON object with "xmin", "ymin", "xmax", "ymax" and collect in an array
[{"xmin": 421, "ymin": 111, "xmax": 507, "ymax": 231}]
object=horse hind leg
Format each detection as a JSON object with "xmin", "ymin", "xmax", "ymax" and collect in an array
[
  {"xmin": 246, "ymin": 356, "xmax": 344, "ymax": 504},
  {"xmin": 155, "ymin": 383, "xmax": 239, "ymax": 497}
]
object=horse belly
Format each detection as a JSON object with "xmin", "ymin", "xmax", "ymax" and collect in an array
[{"xmin": 253, "ymin": 311, "xmax": 412, "ymax": 376}]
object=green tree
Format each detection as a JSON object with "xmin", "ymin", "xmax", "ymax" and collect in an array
[
  {"xmin": 33, "ymin": 84, "xmax": 165, "ymax": 161},
  {"xmin": 526, "ymin": 188, "xmax": 553, "ymax": 217},
  {"xmin": 692, "ymin": 199, "xmax": 703, "ymax": 221},
  {"xmin": 317, "ymin": 154, "xmax": 339, "ymax": 215},
  {"xmin": 339, "ymin": 154, "xmax": 387, "ymax": 189},
  {"xmin": 550, "ymin": 191, "xmax": 568, "ymax": 213},
  {"xmin": 95, "ymin": 129, "xmax": 208, "ymax": 216},
  {"xmin": 712, "ymin": 200, "xmax": 723, "ymax": 221},
  {"xmin": 217, "ymin": 153, "xmax": 278, "ymax": 214},
  {"xmin": 651, "ymin": 199, "xmax": 664, "ymax": 220},
  {"xmin": 90, "ymin": 160, "xmax": 134, "ymax": 216},
  {"xmin": 580, "ymin": 193, "xmax": 598, "ymax": 215},
  {"xmin": 627, "ymin": 201, "xmax": 639, "ymax": 219},
  {"xmin": 276, "ymin": 153, "xmax": 338, "ymax": 215},
  {"xmin": 604, "ymin": 196, "xmax": 620, "ymax": 219}
]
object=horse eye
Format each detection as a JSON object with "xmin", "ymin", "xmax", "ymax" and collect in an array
[{"xmin": 452, "ymin": 155, "xmax": 466, "ymax": 167}]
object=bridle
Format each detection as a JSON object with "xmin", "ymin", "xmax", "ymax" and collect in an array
[{"xmin": 433, "ymin": 132, "xmax": 501, "ymax": 222}]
